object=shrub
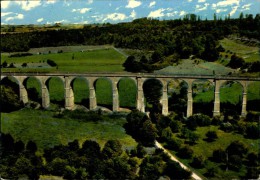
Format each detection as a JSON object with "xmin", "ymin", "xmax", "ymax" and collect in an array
[
  {"xmin": 178, "ymin": 145, "xmax": 193, "ymax": 159},
  {"xmin": 212, "ymin": 116, "xmax": 223, "ymax": 125},
  {"xmin": 191, "ymin": 155, "xmax": 205, "ymax": 168},
  {"xmin": 229, "ymin": 155, "xmax": 242, "ymax": 170},
  {"xmin": 226, "ymin": 140, "xmax": 248, "ymax": 157},
  {"xmin": 161, "ymin": 127, "xmax": 173, "ymax": 141},
  {"xmin": 246, "ymin": 123, "xmax": 259, "ymax": 139},
  {"xmin": 212, "ymin": 148, "xmax": 226, "ymax": 163},
  {"xmin": 206, "ymin": 131, "xmax": 218, "ymax": 141},
  {"xmin": 169, "ymin": 119, "xmax": 182, "ymax": 133},
  {"xmin": 220, "ymin": 122, "xmax": 233, "ymax": 132},
  {"xmin": 47, "ymin": 59, "xmax": 57, "ymax": 67},
  {"xmin": 166, "ymin": 138, "xmax": 182, "ymax": 151},
  {"xmin": 186, "ymin": 114, "xmax": 211, "ymax": 130}
]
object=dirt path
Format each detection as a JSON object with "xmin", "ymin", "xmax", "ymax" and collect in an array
[
  {"xmin": 155, "ymin": 141, "xmax": 203, "ymax": 180},
  {"xmin": 113, "ymin": 47, "xmax": 128, "ymax": 57}
]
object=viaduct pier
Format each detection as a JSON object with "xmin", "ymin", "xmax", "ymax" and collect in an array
[{"xmin": 1, "ymin": 72, "xmax": 260, "ymax": 117}]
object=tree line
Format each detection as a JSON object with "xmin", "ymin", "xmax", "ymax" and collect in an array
[{"xmin": 2, "ymin": 13, "xmax": 259, "ymax": 57}]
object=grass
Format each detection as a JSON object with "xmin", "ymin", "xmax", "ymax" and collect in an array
[
  {"xmin": 1, "ymin": 48, "xmax": 126, "ymax": 73},
  {"xmin": 170, "ymin": 125, "xmax": 259, "ymax": 179},
  {"xmin": 1, "ymin": 108, "xmax": 137, "ymax": 152},
  {"xmin": 219, "ymin": 38, "xmax": 260, "ymax": 63}
]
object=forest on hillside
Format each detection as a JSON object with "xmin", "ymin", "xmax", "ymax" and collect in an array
[{"xmin": 2, "ymin": 13, "xmax": 259, "ymax": 57}]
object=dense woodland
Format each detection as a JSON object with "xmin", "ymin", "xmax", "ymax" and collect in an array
[{"xmin": 2, "ymin": 13, "xmax": 260, "ymax": 55}]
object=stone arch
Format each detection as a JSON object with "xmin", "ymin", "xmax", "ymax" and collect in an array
[
  {"xmin": 219, "ymin": 80, "xmax": 243, "ymax": 116},
  {"xmin": 246, "ymin": 81, "xmax": 260, "ymax": 112},
  {"xmin": 70, "ymin": 76, "xmax": 90, "ymax": 108},
  {"xmin": 0, "ymin": 76, "xmax": 21, "ymax": 101},
  {"xmin": 117, "ymin": 77, "xmax": 137, "ymax": 109},
  {"xmin": 167, "ymin": 79, "xmax": 188, "ymax": 116},
  {"xmin": 192, "ymin": 79, "xmax": 214, "ymax": 116},
  {"xmin": 23, "ymin": 76, "xmax": 43, "ymax": 104},
  {"xmin": 45, "ymin": 76, "xmax": 65, "ymax": 106},
  {"xmin": 93, "ymin": 77, "xmax": 113, "ymax": 111},
  {"xmin": 142, "ymin": 78, "xmax": 163, "ymax": 112}
]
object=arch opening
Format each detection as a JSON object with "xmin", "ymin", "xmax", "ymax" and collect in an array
[
  {"xmin": 192, "ymin": 80, "xmax": 214, "ymax": 116},
  {"xmin": 71, "ymin": 77, "xmax": 90, "ymax": 109},
  {"xmin": 118, "ymin": 77, "xmax": 137, "ymax": 110},
  {"xmin": 0, "ymin": 76, "xmax": 22, "ymax": 112},
  {"xmin": 247, "ymin": 81, "xmax": 260, "ymax": 112},
  {"xmin": 23, "ymin": 77, "xmax": 42, "ymax": 104},
  {"xmin": 94, "ymin": 77, "xmax": 113, "ymax": 111},
  {"xmin": 167, "ymin": 80, "xmax": 187, "ymax": 116},
  {"xmin": 143, "ymin": 78, "xmax": 163, "ymax": 112},
  {"xmin": 220, "ymin": 81, "xmax": 243, "ymax": 116},
  {"xmin": 46, "ymin": 77, "xmax": 65, "ymax": 107}
]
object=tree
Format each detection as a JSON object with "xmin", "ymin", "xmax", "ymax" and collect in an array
[
  {"xmin": 226, "ymin": 141, "xmax": 248, "ymax": 157},
  {"xmin": 212, "ymin": 148, "xmax": 226, "ymax": 162},
  {"xmin": 80, "ymin": 140, "xmax": 101, "ymax": 158},
  {"xmin": 2, "ymin": 61, "xmax": 7, "ymax": 68},
  {"xmin": 178, "ymin": 145, "xmax": 193, "ymax": 159},
  {"xmin": 164, "ymin": 160, "xmax": 191, "ymax": 179},
  {"xmin": 191, "ymin": 155, "xmax": 205, "ymax": 168},
  {"xmin": 26, "ymin": 140, "xmax": 37, "ymax": 153},
  {"xmin": 161, "ymin": 127, "xmax": 173, "ymax": 141},
  {"xmin": 0, "ymin": 85, "xmax": 23, "ymax": 112},
  {"xmin": 140, "ymin": 119, "xmax": 158, "ymax": 146},
  {"xmin": 102, "ymin": 140, "xmax": 123, "ymax": 159},
  {"xmin": 228, "ymin": 54, "xmax": 245, "ymax": 69},
  {"xmin": 22, "ymin": 63, "xmax": 27, "ymax": 67}
]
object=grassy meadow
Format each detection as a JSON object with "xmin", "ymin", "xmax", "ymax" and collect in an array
[
  {"xmin": 1, "ymin": 48, "xmax": 126, "ymax": 73},
  {"xmin": 219, "ymin": 38, "xmax": 260, "ymax": 63},
  {"xmin": 1, "ymin": 108, "xmax": 137, "ymax": 152}
]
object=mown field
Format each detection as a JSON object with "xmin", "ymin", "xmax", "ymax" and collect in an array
[
  {"xmin": 1, "ymin": 108, "xmax": 137, "ymax": 152},
  {"xmin": 1, "ymin": 48, "xmax": 126, "ymax": 73},
  {"xmin": 219, "ymin": 38, "xmax": 260, "ymax": 64}
]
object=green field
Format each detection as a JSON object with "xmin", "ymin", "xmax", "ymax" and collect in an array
[
  {"xmin": 219, "ymin": 38, "xmax": 260, "ymax": 63},
  {"xmin": 1, "ymin": 48, "xmax": 126, "ymax": 73},
  {"xmin": 1, "ymin": 108, "xmax": 137, "ymax": 152}
]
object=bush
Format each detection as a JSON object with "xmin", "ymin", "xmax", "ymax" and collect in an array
[
  {"xmin": 226, "ymin": 140, "xmax": 248, "ymax": 157},
  {"xmin": 186, "ymin": 114, "xmax": 211, "ymax": 130},
  {"xmin": 166, "ymin": 138, "xmax": 182, "ymax": 151},
  {"xmin": 212, "ymin": 148, "xmax": 226, "ymax": 163},
  {"xmin": 206, "ymin": 131, "xmax": 218, "ymax": 141},
  {"xmin": 161, "ymin": 127, "xmax": 173, "ymax": 141},
  {"xmin": 191, "ymin": 155, "xmax": 205, "ymax": 168},
  {"xmin": 47, "ymin": 59, "xmax": 57, "ymax": 67},
  {"xmin": 246, "ymin": 123, "xmax": 259, "ymax": 139},
  {"xmin": 220, "ymin": 122, "xmax": 233, "ymax": 132},
  {"xmin": 212, "ymin": 116, "xmax": 223, "ymax": 125},
  {"xmin": 9, "ymin": 53, "xmax": 33, "ymax": 57},
  {"xmin": 178, "ymin": 145, "xmax": 193, "ymax": 159},
  {"xmin": 229, "ymin": 155, "xmax": 242, "ymax": 170}
]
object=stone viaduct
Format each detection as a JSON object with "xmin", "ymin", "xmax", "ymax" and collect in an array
[{"xmin": 1, "ymin": 72, "xmax": 260, "ymax": 117}]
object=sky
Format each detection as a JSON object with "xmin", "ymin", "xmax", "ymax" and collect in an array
[{"xmin": 1, "ymin": 0, "xmax": 260, "ymax": 25}]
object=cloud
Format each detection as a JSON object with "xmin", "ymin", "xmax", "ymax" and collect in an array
[
  {"xmin": 216, "ymin": 8, "xmax": 228, "ymax": 13},
  {"xmin": 149, "ymin": 1, "xmax": 156, "ymax": 7},
  {"xmin": 37, "ymin": 18, "xmax": 44, "ymax": 23},
  {"xmin": 241, "ymin": 4, "xmax": 251, "ymax": 10},
  {"xmin": 46, "ymin": 0, "xmax": 57, "ymax": 4},
  {"xmin": 230, "ymin": 6, "xmax": 238, "ymax": 16},
  {"xmin": 1, "ymin": 1, "xmax": 11, "ymax": 9},
  {"xmin": 15, "ymin": 1, "xmax": 41, "ymax": 11},
  {"xmin": 5, "ymin": 13, "xmax": 24, "ymax": 21},
  {"xmin": 187, "ymin": 0, "xmax": 192, "ymax": 2},
  {"xmin": 1, "ymin": 12, "xmax": 13, "ymax": 17},
  {"xmin": 87, "ymin": 0, "xmax": 93, "ymax": 4},
  {"xmin": 198, "ymin": 0, "xmax": 206, "ymax": 2},
  {"xmin": 148, "ymin": 8, "xmax": 165, "ymax": 18},
  {"xmin": 179, "ymin": 11, "xmax": 187, "ymax": 16},
  {"xmin": 130, "ymin": 10, "xmax": 137, "ymax": 19},
  {"xmin": 216, "ymin": 0, "xmax": 239, "ymax": 7},
  {"xmin": 166, "ymin": 11, "xmax": 178, "ymax": 17},
  {"xmin": 103, "ymin": 13, "xmax": 127, "ymax": 22},
  {"xmin": 195, "ymin": 3, "xmax": 209, "ymax": 12},
  {"xmin": 54, "ymin": 19, "xmax": 69, "ymax": 24},
  {"xmin": 72, "ymin": 8, "xmax": 91, "ymax": 14},
  {"xmin": 126, "ymin": 0, "xmax": 142, "ymax": 8}
]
